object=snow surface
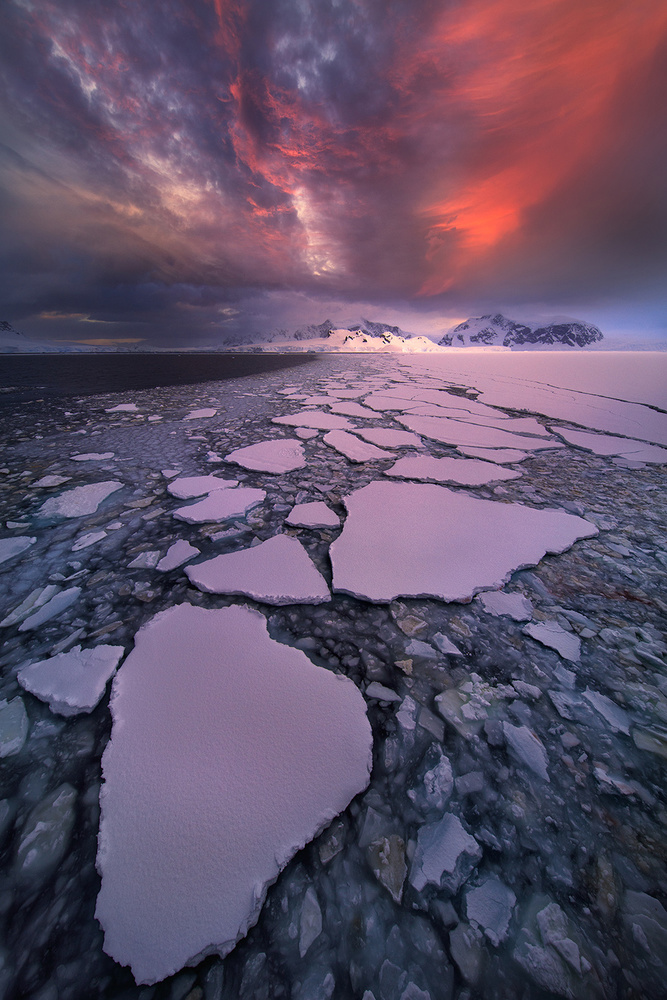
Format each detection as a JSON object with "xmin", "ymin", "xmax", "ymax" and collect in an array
[
  {"xmin": 167, "ymin": 475, "xmax": 239, "ymax": 499},
  {"xmin": 173, "ymin": 488, "xmax": 265, "ymax": 524},
  {"xmin": 185, "ymin": 534, "xmax": 330, "ymax": 604},
  {"xmin": 95, "ymin": 603, "xmax": 372, "ymax": 984},
  {"xmin": 17, "ymin": 645, "xmax": 124, "ymax": 716},
  {"xmin": 37, "ymin": 482, "xmax": 123, "ymax": 519},
  {"xmin": 272, "ymin": 410, "xmax": 354, "ymax": 431},
  {"xmin": 285, "ymin": 502, "xmax": 340, "ymax": 529},
  {"xmin": 322, "ymin": 430, "xmax": 393, "ymax": 462},
  {"xmin": 330, "ymin": 481, "xmax": 597, "ymax": 603},
  {"xmin": 225, "ymin": 439, "xmax": 306, "ymax": 473},
  {"xmin": 0, "ymin": 536, "xmax": 36, "ymax": 565},
  {"xmin": 384, "ymin": 455, "xmax": 521, "ymax": 486}
]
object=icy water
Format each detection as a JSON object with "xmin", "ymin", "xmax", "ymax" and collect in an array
[{"xmin": 0, "ymin": 353, "xmax": 665, "ymax": 1000}]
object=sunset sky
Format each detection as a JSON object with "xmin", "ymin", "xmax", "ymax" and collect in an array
[{"xmin": 1, "ymin": 0, "xmax": 666, "ymax": 346}]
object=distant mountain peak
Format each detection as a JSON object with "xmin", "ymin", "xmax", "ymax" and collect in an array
[{"xmin": 439, "ymin": 313, "xmax": 603, "ymax": 349}]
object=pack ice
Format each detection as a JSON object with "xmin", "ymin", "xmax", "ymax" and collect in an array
[
  {"xmin": 330, "ymin": 481, "xmax": 597, "ymax": 602},
  {"xmin": 95, "ymin": 604, "xmax": 372, "ymax": 985}
]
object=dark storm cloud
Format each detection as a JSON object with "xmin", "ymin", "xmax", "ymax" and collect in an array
[{"xmin": 0, "ymin": 0, "xmax": 666, "ymax": 343}]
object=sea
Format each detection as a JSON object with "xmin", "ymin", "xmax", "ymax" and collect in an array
[{"xmin": 0, "ymin": 352, "xmax": 316, "ymax": 405}]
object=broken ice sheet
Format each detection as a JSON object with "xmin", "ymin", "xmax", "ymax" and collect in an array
[
  {"xmin": 322, "ymin": 430, "xmax": 394, "ymax": 462},
  {"xmin": 385, "ymin": 455, "xmax": 521, "ymax": 486},
  {"xmin": 17, "ymin": 645, "xmax": 124, "ymax": 716},
  {"xmin": 173, "ymin": 487, "xmax": 265, "ymax": 524},
  {"xmin": 478, "ymin": 590, "xmax": 533, "ymax": 620},
  {"xmin": 224, "ymin": 438, "xmax": 306, "ymax": 473},
  {"xmin": 95, "ymin": 603, "xmax": 371, "ymax": 984},
  {"xmin": 285, "ymin": 502, "xmax": 340, "ymax": 529},
  {"xmin": 37, "ymin": 481, "xmax": 123, "ymax": 519},
  {"xmin": 185, "ymin": 534, "xmax": 330, "ymax": 605},
  {"xmin": 330, "ymin": 481, "xmax": 597, "ymax": 603},
  {"xmin": 523, "ymin": 622, "xmax": 581, "ymax": 662},
  {"xmin": 167, "ymin": 475, "xmax": 239, "ymax": 499},
  {"xmin": 0, "ymin": 536, "xmax": 36, "ymax": 565}
]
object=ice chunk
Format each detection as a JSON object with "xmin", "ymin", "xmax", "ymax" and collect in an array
[
  {"xmin": 367, "ymin": 835, "xmax": 407, "ymax": 903},
  {"xmin": 173, "ymin": 487, "xmax": 265, "ymax": 524},
  {"xmin": 14, "ymin": 784, "xmax": 77, "ymax": 883},
  {"xmin": 72, "ymin": 530, "xmax": 107, "ymax": 551},
  {"xmin": 156, "ymin": 540, "xmax": 199, "ymax": 572},
  {"xmin": 0, "ymin": 536, "xmax": 36, "ymax": 565},
  {"xmin": 168, "ymin": 476, "xmax": 239, "ymax": 499},
  {"xmin": 354, "ymin": 428, "xmax": 424, "ymax": 449},
  {"xmin": 37, "ymin": 481, "xmax": 123, "ymax": 519},
  {"xmin": 71, "ymin": 452, "xmax": 115, "ymax": 461},
  {"xmin": 272, "ymin": 410, "xmax": 354, "ymax": 430},
  {"xmin": 106, "ymin": 403, "xmax": 138, "ymax": 412},
  {"xmin": 33, "ymin": 475, "xmax": 71, "ymax": 487},
  {"xmin": 0, "ymin": 697, "xmax": 29, "ymax": 757},
  {"xmin": 95, "ymin": 603, "xmax": 372, "ymax": 984},
  {"xmin": 365, "ymin": 682, "xmax": 401, "ymax": 703},
  {"xmin": 409, "ymin": 813, "xmax": 482, "ymax": 894},
  {"xmin": 523, "ymin": 622, "xmax": 580, "ymax": 662},
  {"xmin": 330, "ymin": 482, "xmax": 596, "ymax": 603},
  {"xmin": 582, "ymin": 688, "xmax": 631, "ymax": 734},
  {"xmin": 299, "ymin": 887, "xmax": 322, "ymax": 957},
  {"xmin": 19, "ymin": 587, "xmax": 81, "ymax": 631},
  {"xmin": 295, "ymin": 427, "xmax": 318, "ymax": 440},
  {"xmin": 479, "ymin": 591, "xmax": 533, "ymax": 620},
  {"xmin": 503, "ymin": 722, "xmax": 550, "ymax": 781},
  {"xmin": 457, "ymin": 446, "xmax": 529, "ymax": 464},
  {"xmin": 183, "ymin": 408, "xmax": 216, "ymax": 420},
  {"xmin": 431, "ymin": 632, "xmax": 463, "ymax": 656},
  {"xmin": 128, "ymin": 551, "xmax": 160, "ymax": 569},
  {"xmin": 385, "ymin": 455, "xmax": 520, "ymax": 486},
  {"xmin": 465, "ymin": 876, "xmax": 516, "ymax": 945},
  {"xmin": 286, "ymin": 502, "xmax": 340, "ymax": 529},
  {"xmin": 323, "ymin": 430, "xmax": 393, "ymax": 462},
  {"xmin": 397, "ymin": 414, "xmax": 558, "ymax": 451},
  {"xmin": 17, "ymin": 644, "xmax": 124, "ymax": 716},
  {"xmin": 0, "ymin": 584, "xmax": 61, "ymax": 627},
  {"xmin": 185, "ymin": 534, "xmax": 330, "ymax": 605},
  {"xmin": 329, "ymin": 401, "xmax": 378, "ymax": 419},
  {"xmin": 225, "ymin": 439, "xmax": 306, "ymax": 473}
]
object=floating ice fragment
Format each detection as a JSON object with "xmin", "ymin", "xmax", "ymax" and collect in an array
[
  {"xmin": 385, "ymin": 455, "xmax": 520, "ymax": 486},
  {"xmin": 323, "ymin": 430, "xmax": 393, "ymax": 462},
  {"xmin": 173, "ymin": 488, "xmax": 265, "ymax": 524},
  {"xmin": 168, "ymin": 475, "xmax": 239, "ymax": 499},
  {"xmin": 32, "ymin": 475, "xmax": 71, "ymax": 487},
  {"xmin": 465, "ymin": 876, "xmax": 516, "ymax": 945},
  {"xmin": 272, "ymin": 410, "xmax": 354, "ymax": 431},
  {"xmin": 106, "ymin": 403, "xmax": 138, "ymax": 412},
  {"xmin": 72, "ymin": 530, "xmax": 107, "ymax": 551},
  {"xmin": 503, "ymin": 722, "xmax": 550, "ymax": 781},
  {"xmin": 523, "ymin": 622, "xmax": 580, "ymax": 662},
  {"xmin": 0, "ymin": 536, "xmax": 36, "ymax": 565},
  {"xmin": 457, "ymin": 447, "xmax": 529, "ymax": 464},
  {"xmin": 17, "ymin": 645, "xmax": 124, "ymax": 715},
  {"xmin": 295, "ymin": 427, "xmax": 318, "ymax": 440},
  {"xmin": 185, "ymin": 534, "xmax": 330, "ymax": 605},
  {"xmin": 365, "ymin": 682, "xmax": 401, "ymax": 702},
  {"xmin": 479, "ymin": 591, "xmax": 533, "ymax": 620},
  {"xmin": 551, "ymin": 426, "xmax": 667, "ymax": 464},
  {"xmin": 225, "ymin": 439, "xmax": 306, "ymax": 473},
  {"xmin": 19, "ymin": 587, "xmax": 81, "ymax": 631},
  {"xmin": 410, "ymin": 813, "xmax": 482, "ymax": 894},
  {"xmin": 299, "ymin": 887, "xmax": 322, "ymax": 957},
  {"xmin": 161, "ymin": 469, "xmax": 180, "ymax": 479},
  {"xmin": 582, "ymin": 688, "xmax": 631, "ymax": 734},
  {"xmin": 330, "ymin": 482, "xmax": 596, "ymax": 603},
  {"xmin": 0, "ymin": 585, "xmax": 61, "ymax": 627},
  {"xmin": 156, "ymin": 540, "xmax": 199, "ymax": 572},
  {"xmin": 354, "ymin": 428, "xmax": 424, "ymax": 449},
  {"xmin": 14, "ymin": 784, "xmax": 77, "ymax": 883},
  {"xmin": 431, "ymin": 632, "xmax": 464, "ymax": 656},
  {"xmin": 95, "ymin": 603, "xmax": 371, "ymax": 984},
  {"xmin": 397, "ymin": 415, "xmax": 559, "ymax": 451},
  {"xmin": 329, "ymin": 401, "xmax": 378, "ymax": 419},
  {"xmin": 0, "ymin": 697, "xmax": 29, "ymax": 757},
  {"xmin": 37, "ymin": 481, "xmax": 123, "ymax": 519},
  {"xmin": 71, "ymin": 452, "xmax": 115, "ymax": 461},
  {"xmin": 286, "ymin": 502, "xmax": 340, "ymax": 529},
  {"xmin": 128, "ymin": 551, "xmax": 160, "ymax": 569},
  {"xmin": 183, "ymin": 408, "xmax": 216, "ymax": 420},
  {"xmin": 367, "ymin": 835, "xmax": 407, "ymax": 903}
]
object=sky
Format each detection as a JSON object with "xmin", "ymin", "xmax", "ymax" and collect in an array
[{"xmin": 1, "ymin": 0, "xmax": 666, "ymax": 347}]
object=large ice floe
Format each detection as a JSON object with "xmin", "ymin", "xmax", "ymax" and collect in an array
[
  {"xmin": 185, "ymin": 534, "xmax": 330, "ymax": 604},
  {"xmin": 384, "ymin": 455, "xmax": 521, "ymax": 486},
  {"xmin": 224, "ymin": 438, "xmax": 306, "ymax": 473},
  {"xmin": 330, "ymin": 481, "xmax": 597, "ymax": 602},
  {"xmin": 95, "ymin": 603, "xmax": 372, "ymax": 984}
]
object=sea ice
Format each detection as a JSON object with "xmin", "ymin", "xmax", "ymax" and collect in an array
[
  {"xmin": 353, "ymin": 428, "xmax": 424, "ymax": 449},
  {"xmin": 323, "ymin": 430, "xmax": 393, "ymax": 462},
  {"xmin": 18, "ymin": 587, "xmax": 81, "ymax": 632},
  {"xmin": 71, "ymin": 452, "xmax": 115, "ymax": 462},
  {"xmin": 128, "ymin": 551, "xmax": 160, "ymax": 569},
  {"xmin": 295, "ymin": 428, "xmax": 319, "ymax": 440},
  {"xmin": 173, "ymin": 488, "xmax": 265, "ymax": 524},
  {"xmin": 385, "ymin": 455, "xmax": 521, "ymax": 486},
  {"xmin": 396, "ymin": 415, "xmax": 559, "ymax": 451},
  {"xmin": 272, "ymin": 410, "xmax": 354, "ymax": 431},
  {"xmin": 0, "ymin": 536, "xmax": 36, "ymax": 565},
  {"xmin": 17, "ymin": 645, "xmax": 124, "ymax": 716},
  {"xmin": 478, "ymin": 591, "xmax": 533, "ymax": 620},
  {"xmin": 185, "ymin": 534, "xmax": 330, "ymax": 604},
  {"xmin": 582, "ymin": 688, "xmax": 631, "ymax": 734},
  {"xmin": 225, "ymin": 439, "xmax": 306, "ymax": 473},
  {"xmin": 457, "ymin": 447, "xmax": 529, "ymax": 464},
  {"xmin": 409, "ymin": 813, "xmax": 482, "ymax": 894},
  {"xmin": 285, "ymin": 502, "xmax": 340, "ymax": 529},
  {"xmin": 106, "ymin": 403, "xmax": 138, "ymax": 412},
  {"xmin": 95, "ymin": 603, "xmax": 372, "ymax": 984},
  {"xmin": 523, "ymin": 622, "xmax": 581, "ymax": 662},
  {"xmin": 330, "ymin": 481, "xmax": 597, "ymax": 603},
  {"xmin": 32, "ymin": 475, "xmax": 71, "ymax": 487},
  {"xmin": 0, "ymin": 585, "xmax": 61, "ymax": 628},
  {"xmin": 329, "ymin": 401, "xmax": 378, "ymax": 419},
  {"xmin": 551, "ymin": 426, "xmax": 667, "ymax": 464},
  {"xmin": 72, "ymin": 530, "xmax": 107, "ymax": 552},
  {"xmin": 156, "ymin": 540, "xmax": 199, "ymax": 572},
  {"xmin": 0, "ymin": 697, "xmax": 29, "ymax": 757},
  {"xmin": 183, "ymin": 408, "xmax": 217, "ymax": 420},
  {"xmin": 167, "ymin": 475, "xmax": 239, "ymax": 499},
  {"xmin": 37, "ymin": 481, "xmax": 123, "ymax": 519},
  {"xmin": 465, "ymin": 876, "xmax": 516, "ymax": 945},
  {"xmin": 503, "ymin": 723, "xmax": 550, "ymax": 781}
]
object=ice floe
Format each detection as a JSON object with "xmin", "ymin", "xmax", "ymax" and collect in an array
[
  {"xmin": 330, "ymin": 481, "xmax": 597, "ymax": 602},
  {"xmin": 183, "ymin": 408, "xmax": 217, "ymax": 420},
  {"xmin": 323, "ymin": 430, "xmax": 393, "ymax": 462},
  {"xmin": 409, "ymin": 813, "xmax": 482, "ymax": 893},
  {"xmin": 295, "ymin": 427, "xmax": 319, "ymax": 440},
  {"xmin": 396, "ymin": 415, "xmax": 560, "ymax": 452},
  {"xmin": 17, "ymin": 645, "xmax": 124, "ymax": 716},
  {"xmin": 225, "ymin": 439, "xmax": 306, "ymax": 473},
  {"xmin": 37, "ymin": 481, "xmax": 123, "ymax": 518},
  {"xmin": 95, "ymin": 603, "xmax": 371, "ymax": 984},
  {"xmin": 456, "ymin": 446, "xmax": 529, "ymax": 464},
  {"xmin": 32, "ymin": 474, "xmax": 71, "ymax": 487},
  {"xmin": 185, "ymin": 534, "xmax": 330, "ymax": 604},
  {"xmin": 353, "ymin": 427, "xmax": 424, "ymax": 449},
  {"xmin": 328, "ymin": 401, "xmax": 379, "ymax": 419},
  {"xmin": 285, "ymin": 502, "xmax": 340, "ymax": 529},
  {"xmin": 0, "ymin": 536, "xmax": 36, "ymax": 565},
  {"xmin": 167, "ymin": 475, "xmax": 239, "ymax": 499},
  {"xmin": 0, "ymin": 698, "xmax": 29, "ymax": 757},
  {"xmin": 503, "ymin": 722, "xmax": 550, "ymax": 781},
  {"xmin": 72, "ymin": 530, "xmax": 107, "ymax": 551},
  {"xmin": 465, "ymin": 876, "xmax": 516, "ymax": 945},
  {"xmin": 71, "ymin": 452, "xmax": 115, "ymax": 462},
  {"xmin": 156, "ymin": 540, "xmax": 199, "ymax": 572},
  {"xmin": 551, "ymin": 426, "xmax": 667, "ymax": 464},
  {"xmin": 106, "ymin": 403, "xmax": 138, "ymax": 412},
  {"xmin": 478, "ymin": 590, "xmax": 533, "ymax": 620},
  {"xmin": 385, "ymin": 455, "xmax": 521, "ymax": 486},
  {"xmin": 173, "ymin": 487, "xmax": 265, "ymax": 524},
  {"xmin": 18, "ymin": 587, "xmax": 81, "ymax": 632},
  {"xmin": 523, "ymin": 621, "xmax": 581, "ymax": 661},
  {"xmin": 272, "ymin": 410, "xmax": 354, "ymax": 431}
]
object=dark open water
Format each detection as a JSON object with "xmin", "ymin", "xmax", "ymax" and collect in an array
[{"xmin": 0, "ymin": 352, "xmax": 315, "ymax": 405}]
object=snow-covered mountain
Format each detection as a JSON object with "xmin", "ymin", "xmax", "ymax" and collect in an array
[
  {"xmin": 0, "ymin": 320, "xmax": 61, "ymax": 353},
  {"xmin": 234, "ymin": 319, "xmax": 453, "ymax": 353},
  {"xmin": 439, "ymin": 313, "xmax": 603, "ymax": 349}
]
